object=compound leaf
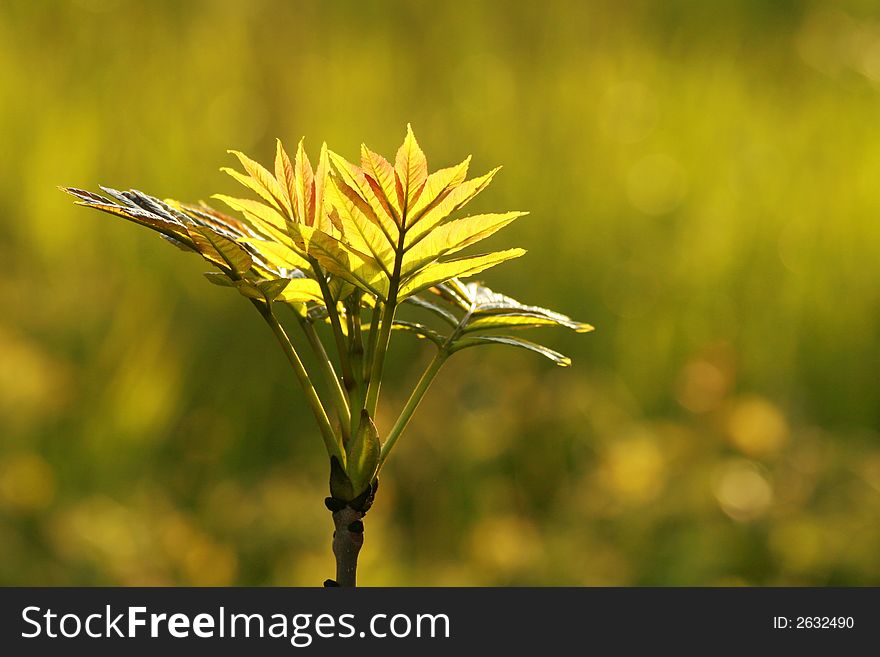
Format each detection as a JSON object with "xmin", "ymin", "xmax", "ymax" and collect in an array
[
  {"xmin": 401, "ymin": 211, "xmax": 527, "ymax": 276},
  {"xmin": 398, "ymin": 249, "xmax": 526, "ymax": 299},
  {"xmin": 451, "ymin": 335, "xmax": 572, "ymax": 367},
  {"xmin": 395, "ymin": 123, "xmax": 428, "ymax": 217}
]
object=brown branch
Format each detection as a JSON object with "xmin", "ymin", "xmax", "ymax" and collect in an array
[{"xmin": 330, "ymin": 506, "xmax": 364, "ymax": 587}]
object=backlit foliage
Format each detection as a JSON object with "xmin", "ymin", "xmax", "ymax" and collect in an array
[{"xmin": 63, "ymin": 126, "xmax": 591, "ymax": 502}]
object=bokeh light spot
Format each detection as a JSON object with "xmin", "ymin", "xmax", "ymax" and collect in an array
[{"xmin": 714, "ymin": 460, "xmax": 773, "ymax": 522}]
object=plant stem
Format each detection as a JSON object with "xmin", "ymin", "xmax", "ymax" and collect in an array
[
  {"xmin": 365, "ymin": 214, "xmax": 408, "ymax": 417},
  {"xmin": 364, "ymin": 297, "xmax": 396, "ymax": 417},
  {"xmin": 363, "ymin": 300, "xmax": 382, "ymax": 382},
  {"xmin": 310, "ymin": 257, "xmax": 356, "ymax": 396},
  {"xmin": 254, "ymin": 301, "xmax": 344, "ymax": 464},
  {"xmin": 345, "ymin": 292, "xmax": 365, "ymax": 439},
  {"xmin": 331, "ymin": 506, "xmax": 364, "ymax": 587},
  {"xmin": 299, "ymin": 317, "xmax": 351, "ymax": 441},
  {"xmin": 378, "ymin": 350, "xmax": 447, "ymax": 470}
]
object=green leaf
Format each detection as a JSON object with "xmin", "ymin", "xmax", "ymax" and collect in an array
[
  {"xmin": 212, "ymin": 194, "xmax": 288, "ymax": 233},
  {"xmin": 203, "ymin": 271, "xmax": 235, "ymax": 287},
  {"xmin": 276, "ymin": 277, "xmax": 324, "ymax": 303},
  {"xmin": 328, "ymin": 150, "xmax": 399, "ymax": 240},
  {"xmin": 226, "ymin": 149, "xmax": 292, "ymax": 217},
  {"xmin": 451, "ymin": 335, "xmax": 572, "ymax": 367},
  {"xmin": 190, "ymin": 226, "xmax": 253, "ymax": 275},
  {"xmin": 257, "ymin": 278, "xmax": 292, "ymax": 302},
  {"xmin": 403, "ymin": 295, "xmax": 460, "ymax": 326},
  {"xmin": 398, "ymin": 249, "xmax": 526, "ymax": 299},
  {"xmin": 401, "ymin": 211, "xmax": 527, "ymax": 276},
  {"xmin": 404, "ymin": 167, "xmax": 501, "ymax": 247},
  {"xmin": 173, "ymin": 201, "xmax": 260, "ymax": 243},
  {"xmin": 294, "ymin": 139, "xmax": 315, "ymax": 227},
  {"xmin": 329, "ymin": 455, "xmax": 354, "ymax": 502},
  {"xmin": 391, "ymin": 320, "xmax": 446, "ymax": 346},
  {"xmin": 274, "ymin": 139, "xmax": 298, "ymax": 220},
  {"xmin": 463, "ymin": 281, "xmax": 594, "ymax": 333},
  {"xmin": 313, "ymin": 142, "xmax": 333, "ymax": 233},
  {"xmin": 427, "ymin": 279, "xmax": 472, "ymax": 311},
  {"xmin": 465, "ymin": 312, "xmax": 590, "ymax": 332},
  {"xmin": 395, "ymin": 124, "xmax": 428, "ymax": 218},
  {"xmin": 324, "ymin": 130, "xmax": 522, "ymax": 311},
  {"xmin": 288, "ymin": 224, "xmax": 389, "ymax": 299},
  {"xmin": 62, "ymin": 187, "xmax": 195, "ymax": 248},
  {"xmin": 327, "ymin": 176, "xmax": 395, "ymax": 273},
  {"xmin": 346, "ymin": 410, "xmax": 381, "ymax": 497},
  {"xmin": 407, "ymin": 156, "xmax": 471, "ymax": 221},
  {"xmin": 231, "ymin": 279, "xmax": 267, "ymax": 300},
  {"xmin": 361, "ymin": 144, "xmax": 402, "ymax": 222},
  {"xmin": 236, "ymin": 237, "xmax": 310, "ymax": 272}
]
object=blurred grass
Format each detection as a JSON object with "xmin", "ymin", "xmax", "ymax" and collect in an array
[{"xmin": 1, "ymin": 0, "xmax": 880, "ymax": 585}]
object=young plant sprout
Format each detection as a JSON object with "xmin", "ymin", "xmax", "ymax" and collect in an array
[{"xmin": 63, "ymin": 126, "xmax": 593, "ymax": 586}]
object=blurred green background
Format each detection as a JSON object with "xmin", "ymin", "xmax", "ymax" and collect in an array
[{"xmin": 2, "ymin": 0, "xmax": 880, "ymax": 586}]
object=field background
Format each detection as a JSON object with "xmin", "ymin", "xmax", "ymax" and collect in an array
[{"xmin": 2, "ymin": 0, "xmax": 880, "ymax": 585}]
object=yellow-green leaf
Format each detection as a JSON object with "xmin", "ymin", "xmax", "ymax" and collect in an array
[
  {"xmin": 466, "ymin": 313, "xmax": 595, "ymax": 333},
  {"xmin": 275, "ymin": 277, "xmax": 324, "ymax": 303},
  {"xmin": 398, "ymin": 248, "xmax": 526, "ymax": 299},
  {"xmin": 294, "ymin": 139, "xmax": 315, "ymax": 227},
  {"xmin": 226, "ymin": 149, "xmax": 292, "ymax": 217},
  {"xmin": 346, "ymin": 410, "xmax": 381, "ymax": 497},
  {"xmin": 289, "ymin": 224, "xmax": 389, "ymax": 299},
  {"xmin": 361, "ymin": 144, "xmax": 402, "ymax": 222},
  {"xmin": 451, "ymin": 335, "xmax": 572, "ymax": 367},
  {"xmin": 212, "ymin": 194, "xmax": 288, "ymax": 234},
  {"xmin": 402, "ymin": 211, "xmax": 527, "ymax": 277},
  {"xmin": 391, "ymin": 320, "xmax": 446, "ymax": 346},
  {"xmin": 189, "ymin": 226, "xmax": 253, "ymax": 275},
  {"xmin": 257, "ymin": 278, "xmax": 291, "ymax": 301},
  {"xmin": 313, "ymin": 142, "xmax": 333, "ymax": 233},
  {"xmin": 405, "ymin": 167, "xmax": 501, "ymax": 247},
  {"xmin": 174, "ymin": 202, "xmax": 258, "ymax": 242},
  {"xmin": 407, "ymin": 156, "xmax": 471, "ymax": 221},
  {"xmin": 231, "ymin": 279, "xmax": 265, "ymax": 300},
  {"xmin": 274, "ymin": 139, "xmax": 297, "ymax": 220},
  {"xmin": 236, "ymin": 237, "xmax": 310, "ymax": 272},
  {"xmin": 394, "ymin": 124, "xmax": 428, "ymax": 219},
  {"xmin": 63, "ymin": 188, "xmax": 195, "ymax": 247},
  {"xmin": 463, "ymin": 281, "xmax": 594, "ymax": 333},
  {"xmin": 329, "ymin": 455, "xmax": 354, "ymax": 502},
  {"xmin": 328, "ymin": 150, "xmax": 399, "ymax": 240},
  {"xmin": 203, "ymin": 271, "xmax": 235, "ymax": 287},
  {"xmin": 328, "ymin": 177, "xmax": 394, "ymax": 273}
]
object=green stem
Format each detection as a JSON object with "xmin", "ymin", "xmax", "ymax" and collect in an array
[
  {"xmin": 254, "ymin": 301, "xmax": 344, "ymax": 464},
  {"xmin": 299, "ymin": 317, "xmax": 351, "ymax": 441},
  {"xmin": 365, "ymin": 203, "xmax": 409, "ymax": 418},
  {"xmin": 378, "ymin": 350, "xmax": 447, "ymax": 470},
  {"xmin": 310, "ymin": 257, "xmax": 356, "ymax": 397},
  {"xmin": 363, "ymin": 300, "xmax": 383, "ymax": 382},
  {"xmin": 345, "ymin": 293, "xmax": 365, "ymax": 438},
  {"xmin": 364, "ymin": 297, "xmax": 397, "ymax": 417}
]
